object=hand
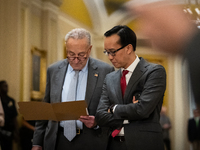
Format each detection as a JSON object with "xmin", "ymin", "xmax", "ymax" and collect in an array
[
  {"xmin": 128, "ymin": 1, "xmax": 195, "ymax": 55},
  {"xmin": 32, "ymin": 146, "xmax": 42, "ymax": 150},
  {"xmin": 79, "ymin": 115, "xmax": 97, "ymax": 128},
  {"xmin": 163, "ymin": 124, "xmax": 171, "ymax": 129},
  {"xmin": 132, "ymin": 96, "xmax": 138, "ymax": 103},
  {"xmin": 108, "ymin": 104, "xmax": 115, "ymax": 113}
]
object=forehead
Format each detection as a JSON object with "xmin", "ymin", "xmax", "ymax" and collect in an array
[
  {"xmin": 66, "ymin": 38, "xmax": 89, "ymax": 53},
  {"xmin": 104, "ymin": 34, "xmax": 121, "ymax": 49}
]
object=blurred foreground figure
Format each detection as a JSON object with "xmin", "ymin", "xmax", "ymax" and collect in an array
[
  {"xmin": 128, "ymin": 0, "xmax": 200, "ymax": 108},
  {"xmin": 188, "ymin": 109, "xmax": 200, "ymax": 150},
  {"xmin": 160, "ymin": 106, "xmax": 171, "ymax": 150}
]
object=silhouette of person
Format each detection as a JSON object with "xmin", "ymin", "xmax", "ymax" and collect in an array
[
  {"xmin": 160, "ymin": 106, "xmax": 171, "ymax": 150},
  {"xmin": 188, "ymin": 109, "xmax": 200, "ymax": 150},
  {"xmin": 20, "ymin": 119, "xmax": 35, "ymax": 150},
  {"xmin": 0, "ymin": 80, "xmax": 18, "ymax": 150}
]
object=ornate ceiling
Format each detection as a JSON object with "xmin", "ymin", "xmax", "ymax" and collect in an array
[
  {"xmin": 59, "ymin": 0, "xmax": 200, "ymax": 32},
  {"xmin": 60, "ymin": 0, "xmax": 134, "ymax": 33}
]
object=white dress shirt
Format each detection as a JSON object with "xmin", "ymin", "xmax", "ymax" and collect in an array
[
  {"xmin": 116, "ymin": 56, "xmax": 140, "ymax": 136},
  {"xmin": 60, "ymin": 60, "xmax": 89, "ymax": 128}
]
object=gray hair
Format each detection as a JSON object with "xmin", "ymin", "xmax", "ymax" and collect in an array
[{"xmin": 65, "ymin": 28, "xmax": 91, "ymax": 45}]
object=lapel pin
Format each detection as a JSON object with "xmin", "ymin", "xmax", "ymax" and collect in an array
[{"xmin": 94, "ymin": 73, "xmax": 98, "ymax": 77}]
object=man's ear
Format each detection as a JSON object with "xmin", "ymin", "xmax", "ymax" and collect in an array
[
  {"xmin": 126, "ymin": 44, "xmax": 133, "ymax": 55},
  {"xmin": 88, "ymin": 45, "xmax": 92, "ymax": 55}
]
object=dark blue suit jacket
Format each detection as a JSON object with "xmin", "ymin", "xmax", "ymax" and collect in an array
[{"xmin": 188, "ymin": 118, "xmax": 200, "ymax": 142}]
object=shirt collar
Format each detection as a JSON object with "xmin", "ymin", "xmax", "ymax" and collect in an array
[{"xmin": 122, "ymin": 55, "xmax": 140, "ymax": 73}]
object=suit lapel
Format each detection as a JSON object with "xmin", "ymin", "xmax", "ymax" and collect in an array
[
  {"xmin": 85, "ymin": 58, "xmax": 99, "ymax": 107},
  {"xmin": 54, "ymin": 59, "xmax": 68, "ymax": 103},
  {"xmin": 124, "ymin": 58, "xmax": 149, "ymax": 103},
  {"xmin": 112, "ymin": 69, "xmax": 124, "ymax": 104}
]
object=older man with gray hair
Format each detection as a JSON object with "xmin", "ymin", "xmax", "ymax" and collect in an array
[{"xmin": 32, "ymin": 28, "xmax": 114, "ymax": 150}]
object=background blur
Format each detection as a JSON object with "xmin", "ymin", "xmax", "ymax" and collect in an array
[{"xmin": 1, "ymin": 0, "xmax": 200, "ymax": 149}]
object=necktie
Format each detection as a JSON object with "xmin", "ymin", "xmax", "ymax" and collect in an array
[
  {"xmin": 121, "ymin": 70, "xmax": 129, "ymax": 97},
  {"xmin": 64, "ymin": 70, "xmax": 79, "ymax": 141},
  {"xmin": 196, "ymin": 117, "xmax": 199, "ymax": 127},
  {"xmin": 112, "ymin": 70, "xmax": 129, "ymax": 138}
]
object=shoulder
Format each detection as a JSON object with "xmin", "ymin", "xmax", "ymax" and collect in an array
[
  {"xmin": 139, "ymin": 57, "xmax": 166, "ymax": 74},
  {"xmin": 89, "ymin": 57, "xmax": 113, "ymax": 69},
  {"xmin": 188, "ymin": 118, "xmax": 195, "ymax": 122},
  {"xmin": 105, "ymin": 69, "xmax": 120, "ymax": 78},
  {"xmin": 140, "ymin": 57, "xmax": 165, "ymax": 70},
  {"xmin": 7, "ymin": 96, "xmax": 15, "ymax": 102},
  {"xmin": 47, "ymin": 59, "xmax": 67, "ymax": 70}
]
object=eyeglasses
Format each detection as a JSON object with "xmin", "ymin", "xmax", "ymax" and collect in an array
[
  {"xmin": 67, "ymin": 50, "xmax": 88, "ymax": 61},
  {"xmin": 103, "ymin": 44, "xmax": 128, "ymax": 56},
  {"xmin": 67, "ymin": 56, "xmax": 87, "ymax": 61}
]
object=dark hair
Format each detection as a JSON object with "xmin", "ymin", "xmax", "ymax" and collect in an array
[
  {"xmin": 0, "ymin": 80, "xmax": 6, "ymax": 87},
  {"xmin": 0, "ymin": 80, "xmax": 6, "ymax": 91},
  {"xmin": 104, "ymin": 25, "xmax": 137, "ymax": 51}
]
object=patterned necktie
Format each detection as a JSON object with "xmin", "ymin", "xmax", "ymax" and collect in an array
[
  {"xmin": 112, "ymin": 70, "xmax": 129, "ymax": 138},
  {"xmin": 64, "ymin": 70, "xmax": 79, "ymax": 141}
]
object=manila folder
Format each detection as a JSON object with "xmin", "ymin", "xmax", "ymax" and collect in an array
[{"xmin": 18, "ymin": 100, "xmax": 88, "ymax": 121}]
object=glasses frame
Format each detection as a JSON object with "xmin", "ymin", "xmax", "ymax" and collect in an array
[
  {"xmin": 67, "ymin": 56, "xmax": 87, "ymax": 61},
  {"xmin": 67, "ymin": 49, "xmax": 89, "ymax": 61},
  {"xmin": 103, "ymin": 44, "xmax": 128, "ymax": 56}
]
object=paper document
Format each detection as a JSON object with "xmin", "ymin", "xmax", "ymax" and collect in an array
[{"xmin": 18, "ymin": 100, "xmax": 88, "ymax": 121}]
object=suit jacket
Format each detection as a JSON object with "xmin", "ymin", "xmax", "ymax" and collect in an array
[
  {"xmin": 32, "ymin": 57, "xmax": 114, "ymax": 150},
  {"xmin": 96, "ymin": 57, "xmax": 166, "ymax": 150},
  {"xmin": 188, "ymin": 118, "xmax": 200, "ymax": 142},
  {"xmin": 0, "ymin": 98, "xmax": 4, "ymax": 127}
]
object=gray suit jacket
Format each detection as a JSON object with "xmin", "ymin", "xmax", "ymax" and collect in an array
[
  {"xmin": 32, "ymin": 57, "xmax": 114, "ymax": 150},
  {"xmin": 96, "ymin": 57, "xmax": 166, "ymax": 150}
]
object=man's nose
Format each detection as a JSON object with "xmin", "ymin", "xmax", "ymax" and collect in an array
[
  {"xmin": 74, "ymin": 57, "xmax": 79, "ymax": 63},
  {"xmin": 108, "ymin": 54, "xmax": 113, "ymax": 60}
]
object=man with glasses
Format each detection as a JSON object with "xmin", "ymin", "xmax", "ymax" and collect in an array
[
  {"xmin": 32, "ymin": 28, "xmax": 114, "ymax": 150},
  {"xmin": 96, "ymin": 25, "xmax": 166, "ymax": 150}
]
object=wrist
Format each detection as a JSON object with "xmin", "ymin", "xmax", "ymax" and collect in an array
[{"xmin": 109, "ymin": 104, "xmax": 115, "ymax": 114}]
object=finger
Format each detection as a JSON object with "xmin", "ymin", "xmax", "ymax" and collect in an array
[
  {"xmin": 133, "ymin": 100, "xmax": 138, "ymax": 104},
  {"xmin": 79, "ymin": 118, "xmax": 86, "ymax": 123},
  {"xmin": 132, "ymin": 96, "xmax": 136, "ymax": 103},
  {"xmin": 80, "ymin": 116, "xmax": 89, "ymax": 119}
]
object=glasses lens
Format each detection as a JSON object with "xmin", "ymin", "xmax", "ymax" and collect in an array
[
  {"xmin": 67, "ymin": 56, "xmax": 76, "ymax": 61},
  {"xmin": 103, "ymin": 50, "xmax": 115, "ymax": 56},
  {"xmin": 103, "ymin": 50, "xmax": 108, "ymax": 56},
  {"xmin": 78, "ymin": 56, "xmax": 86, "ymax": 61},
  {"xmin": 67, "ymin": 56, "xmax": 86, "ymax": 61}
]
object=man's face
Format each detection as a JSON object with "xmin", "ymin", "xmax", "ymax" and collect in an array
[
  {"xmin": 66, "ymin": 38, "xmax": 91, "ymax": 70},
  {"xmin": 104, "ymin": 34, "xmax": 127, "ymax": 69}
]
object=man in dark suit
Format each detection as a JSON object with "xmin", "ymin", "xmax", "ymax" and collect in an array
[
  {"xmin": 188, "ymin": 109, "xmax": 200, "ymax": 150},
  {"xmin": 32, "ymin": 28, "xmax": 114, "ymax": 150},
  {"xmin": 96, "ymin": 25, "xmax": 166, "ymax": 150}
]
